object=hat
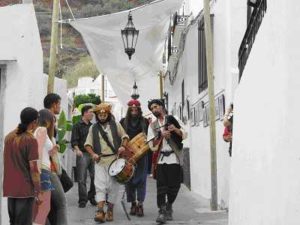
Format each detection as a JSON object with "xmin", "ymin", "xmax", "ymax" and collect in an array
[
  {"xmin": 93, "ymin": 103, "xmax": 112, "ymax": 114},
  {"xmin": 127, "ymin": 99, "xmax": 141, "ymax": 107},
  {"xmin": 148, "ymin": 99, "xmax": 165, "ymax": 111}
]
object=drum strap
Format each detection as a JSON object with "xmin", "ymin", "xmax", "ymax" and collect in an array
[{"xmin": 92, "ymin": 121, "xmax": 121, "ymax": 155}]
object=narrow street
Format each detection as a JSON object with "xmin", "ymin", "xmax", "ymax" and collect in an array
[{"xmin": 67, "ymin": 178, "xmax": 228, "ymax": 225}]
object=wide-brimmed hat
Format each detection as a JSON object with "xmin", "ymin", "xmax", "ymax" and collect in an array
[{"xmin": 93, "ymin": 103, "xmax": 112, "ymax": 114}]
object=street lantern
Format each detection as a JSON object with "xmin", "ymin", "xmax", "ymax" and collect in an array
[
  {"xmin": 131, "ymin": 81, "xmax": 139, "ymax": 100},
  {"xmin": 248, "ymin": 0, "xmax": 259, "ymax": 7},
  {"xmin": 121, "ymin": 11, "xmax": 139, "ymax": 60}
]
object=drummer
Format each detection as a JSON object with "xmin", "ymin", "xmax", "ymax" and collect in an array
[
  {"xmin": 85, "ymin": 103, "xmax": 129, "ymax": 223},
  {"xmin": 120, "ymin": 99, "xmax": 149, "ymax": 217}
]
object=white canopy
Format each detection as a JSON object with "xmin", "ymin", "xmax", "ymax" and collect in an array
[{"xmin": 70, "ymin": 0, "xmax": 183, "ymax": 111}]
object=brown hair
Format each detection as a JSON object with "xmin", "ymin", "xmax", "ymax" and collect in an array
[{"xmin": 37, "ymin": 109, "xmax": 55, "ymax": 139}]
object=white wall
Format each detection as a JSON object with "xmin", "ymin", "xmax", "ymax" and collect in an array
[
  {"xmin": 0, "ymin": 4, "xmax": 45, "ymax": 134},
  {"xmin": 0, "ymin": 4, "xmax": 46, "ymax": 225},
  {"xmin": 164, "ymin": 0, "xmax": 235, "ymax": 208},
  {"xmin": 229, "ymin": 1, "xmax": 300, "ymax": 224}
]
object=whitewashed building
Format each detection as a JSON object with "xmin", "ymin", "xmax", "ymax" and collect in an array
[
  {"xmin": 165, "ymin": 0, "xmax": 300, "ymax": 224},
  {"xmin": 0, "ymin": 3, "xmax": 71, "ymax": 224},
  {"xmin": 229, "ymin": 0, "xmax": 300, "ymax": 225},
  {"xmin": 163, "ymin": 0, "xmax": 239, "ymax": 209}
]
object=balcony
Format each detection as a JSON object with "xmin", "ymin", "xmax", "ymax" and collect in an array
[{"xmin": 238, "ymin": 0, "xmax": 267, "ymax": 80}]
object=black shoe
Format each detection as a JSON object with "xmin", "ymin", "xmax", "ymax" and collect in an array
[
  {"xmin": 79, "ymin": 202, "xmax": 86, "ymax": 208},
  {"xmin": 89, "ymin": 198, "xmax": 97, "ymax": 206},
  {"xmin": 156, "ymin": 206, "xmax": 166, "ymax": 224},
  {"xmin": 166, "ymin": 203, "xmax": 173, "ymax": 221}
]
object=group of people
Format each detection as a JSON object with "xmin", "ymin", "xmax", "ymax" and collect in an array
[
  {"xmin": 3, "ymin": 95, "xmax": 187, "ymax": 225},
  {"xmin": 3, "ymin": 93, "xmax": 68, "ymax": 225},
  {"xmin": 70, "ymin": 97, "xmax": 187, "ymax": 224}
]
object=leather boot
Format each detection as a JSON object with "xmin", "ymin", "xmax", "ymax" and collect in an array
[
  {"xmin": 130, "ymin": 201, "xmax": 137, "ymax": 215},
  {"xmin": 156, "ymin": 205, "xmax": 166, "ymax": 224},
  {"xmin": 136, "ymin": 202, "xmax": 144, "ymax": 217},
  {"xmin": 106, "ymin": 202, "xmax": 114, "ymax": 222},
  {"xmin": 94, "ymin": 201, "xmax": 106, "ymax": 223}
]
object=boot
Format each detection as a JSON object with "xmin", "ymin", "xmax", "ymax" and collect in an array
[
  {"xmin": 165, "ymin": 203, "xmax": 173, "ymax": 221},
  {"xmin": 106, "ymin": 202, "xmax": 114, "ymax": 222},
  {"xmin": 130, "ymin": 201, "xmax": 137, "ymax": 215},
  {"xmin": 94, "ymin": 201, "xmax": 106, "ymax": 223},
  {"xmin": 136, "ymin": 202, "xmax": 144, "ymax": 217},
  {"xmin": 156, "ymin": 205, "xmax": 166, "ymax": 224}
]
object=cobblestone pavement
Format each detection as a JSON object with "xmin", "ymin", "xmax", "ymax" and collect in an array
[{"xmin": 66, "ymin": 177, "xmax": 228, "ymax": 225}]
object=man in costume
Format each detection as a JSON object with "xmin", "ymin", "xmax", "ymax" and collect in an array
[
  {"xmin": 147, "ymin": 99, "xmax": 187, "ymax": 224},
  {"xmin": 85, "ymin": 103, "xmax": 129, "ymax": 223},
  {"xmin": 120, "ymin": 99, "xmax": 149, "ymax": 217}
]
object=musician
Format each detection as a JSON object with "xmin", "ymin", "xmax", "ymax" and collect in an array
[
  {"xmin": 147, "ymin": 99, "xmax": 187, "ymax": 224},
  {"xmin": 84, "ymin": 103, "xmax": 129, "ymax": 223},
  {"xmin": 120, "ymin": 99, "xmax": 149, "ymax": 217}
]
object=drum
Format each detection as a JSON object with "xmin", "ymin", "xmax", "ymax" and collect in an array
[
  {"xmin": 125, "ymin": 132, "xmax": 150, "ymax": 163},
  {"xmin": 108, "ymin": 158, "xmax": 135, "ymax": 184}
]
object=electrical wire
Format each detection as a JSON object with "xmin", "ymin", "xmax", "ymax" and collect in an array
[{"xmin": 64, "ymin": 0, "xmax": 75, "ymax": 20}]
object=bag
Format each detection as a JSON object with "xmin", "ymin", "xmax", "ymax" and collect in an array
[
  {"xmin": 180, "ymin": 165, "xmax": 184, "ymax": 183},
  {"xmin": 59, "ymin": 168, "xmax": 73, "ymax": 193},
  {"xmin": 151, "ymin": 150, "xmax": 160, "ymax": 179},
  {"xmin": 223, "ymin": 126, "xmax": 232, "ymax": 143}
]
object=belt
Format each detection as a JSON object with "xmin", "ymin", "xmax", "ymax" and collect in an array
[
  {"xmin": 160, "ymin": 150, "xmax": 174, "ymax": 161},
  {"xmin": 100, "ymin": 153, "xmax": 116, "ymax": 158}
]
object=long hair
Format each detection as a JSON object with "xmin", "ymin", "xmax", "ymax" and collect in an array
[
  {"xmin": 16, "ymin": 107, "xmax": 38, "ymax": 134},
  {"xmin": 37, "ymin": 109, "xmax": 55, "ymax": 139},
  {"xmin": 123, "ymin": 107, "xmax": 143, "ymax": 131}
]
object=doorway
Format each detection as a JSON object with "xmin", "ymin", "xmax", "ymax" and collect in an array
[{"xmin": 0, "ymin": 65, "xmax": 6, "ymax": 225}]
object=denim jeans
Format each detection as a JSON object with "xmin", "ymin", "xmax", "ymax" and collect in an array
[
  {"xmin": 8, "ymin": 197, "xmax": 34, "ymax": 225},
  {"xmin": 77, "ymin": 152, "xmax": 96, "ymax": 204},
  {"xmin": 46, "ymin": 173, "xmax": 68, "ymax": 225}
]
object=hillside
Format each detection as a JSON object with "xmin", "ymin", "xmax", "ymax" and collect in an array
[{"xmin": 33, "ymin": 0, "xmax": 152, "ymax": 87}]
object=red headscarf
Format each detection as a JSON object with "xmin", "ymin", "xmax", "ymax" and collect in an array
[{"xmin": 127, "ymin": 99, "xmax": 141, "ymax": 108}]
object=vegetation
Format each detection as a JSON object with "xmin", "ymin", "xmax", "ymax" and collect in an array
[
  {"xmin": 57, "ymin": 110, "xmax": 72, "ymax": 153},
  {"xmin": 74, "ymin": 93, "xmax": 101, "ymax": 108}
]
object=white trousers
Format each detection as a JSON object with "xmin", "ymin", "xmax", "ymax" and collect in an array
[{"xmin": 94, "ymin": 163, "xmax": 120, "ymax": 204}]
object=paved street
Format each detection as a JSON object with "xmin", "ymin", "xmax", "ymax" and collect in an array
[{"xmin": 66, "ymin": 177, "xmax": 228, "ymax": 225}]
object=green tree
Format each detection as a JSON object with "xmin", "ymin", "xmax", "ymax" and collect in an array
[{"xmin": 74, "ymin": 93, "xmax": 101, "ymax": 108}]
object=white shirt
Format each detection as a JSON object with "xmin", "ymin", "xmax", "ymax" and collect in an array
[
  {"xmin": 147, "ymin": 115, "xmax": 187, "ymax": 165},
  {"xmin": 34, "ymin": 127, "xmax": 53, "ymax": 170}
]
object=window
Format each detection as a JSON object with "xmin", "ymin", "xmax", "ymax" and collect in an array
[
  {"xmin": 198, "ymin": 16, "xmax": 213, "ymax": 94},
  {"xmin": 163, "ymin": 92, "xmax": 169, "ymax": 111},
  {"xmin": 181, "ymin": 80, "xmax": 185, "ymax": 108},
  {"xmin": 198, "ymin": 19, "xmax": 207, "ymax": 94}
]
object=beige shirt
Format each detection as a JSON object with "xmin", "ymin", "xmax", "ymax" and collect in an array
[{"xmin": 85, "ymin": 121, "xmax": 128, "ymax": 166}]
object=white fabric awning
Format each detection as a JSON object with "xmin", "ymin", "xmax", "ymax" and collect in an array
[{"xmin": 70, "ymin": 0, "xmax": 183, "ymax": 110}]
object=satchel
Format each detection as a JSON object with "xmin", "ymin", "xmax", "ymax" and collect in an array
[{"xmin": 59, "ymin": 168, "xmax": 73, "ymax": 193}]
